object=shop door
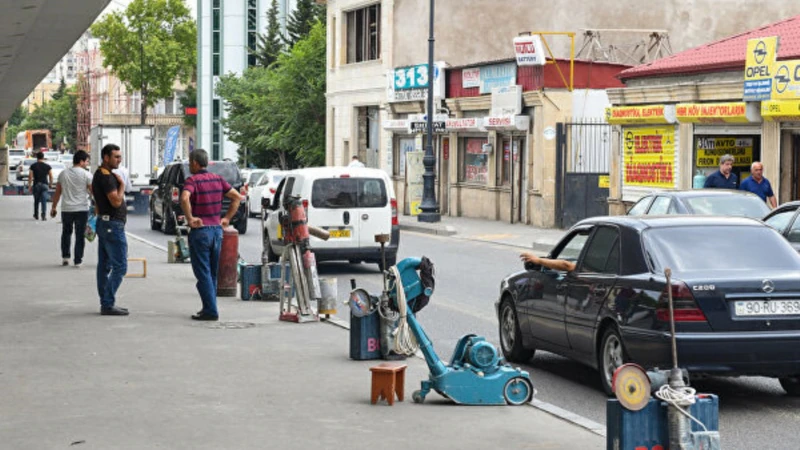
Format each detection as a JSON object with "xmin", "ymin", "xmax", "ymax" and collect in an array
[
  {"xmin": 555, "ymin": 122, "xmax": 611, "ymax": 229},
  {"xmin": 500, "ymin": 137, "xmax": 524, "ymax": 223}
]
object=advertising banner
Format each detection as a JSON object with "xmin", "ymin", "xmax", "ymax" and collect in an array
[
  {"xmin": 761, "ymin": 100, "xmax": 800, "ymax": 121},
  {"xmin": 479, "ymin": 62, "xmax": 517, "ymax": 94},
  {"xmin": 622, "ymin": 126, "xmax": 676, "ymax": 189},
  {"xmin": 675, "ymin": 102, "xmax": 761, "ymax": 124},
  {"xmin": 744, "ymin": 36, "xmax": 779, "ymax": 101},
  {"xmin": 162, "ymin": 126, "xmax": 180, "ymax": 166},
  {"xmin": 772, "ymin": 60, "xmax": 800, "ymax": 100},
  {"xmin": 405, "ymin": 151, "xmax": 425, "ymax": 216},
  {"xmin": 605, "ymin": 105, "xmax": 676, "ymax": 125},
  {"xmin": 695, "ymin": 137, "xmax": 753, "ymax": 168},
  {"xmin": 513, "ymin": 35, "xmax": 547, "ymax": 66}
]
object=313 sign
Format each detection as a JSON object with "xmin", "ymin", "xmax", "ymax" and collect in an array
[{"xmin": 394, "ymin": 64, "xmax": 429, "ymax": 90}]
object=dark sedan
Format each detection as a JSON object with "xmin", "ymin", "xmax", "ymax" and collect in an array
[
  {"xmin": 764, "ymin": 201, "xmax": 800, "ymax": 252},
  {"xmin": 627, "ymin": 189, "xmax": 770, "ymax": 219},
  {"xmin": 496, "ymin": 215, "xmax": 800, "ymax": 395}
]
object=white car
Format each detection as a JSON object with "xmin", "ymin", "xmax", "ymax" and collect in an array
[
  {"xmin": 8, "ymin": 149, "xmax": 25, "ymax": 171},
  {"xmin": 249, "ymin": 170, "xmax": 286, "ymax": 218},
  {"xmin": 49, "ymin": 162, "xmax": 66, "ymax": 182},
  {"xmin": 16, "ymin": 159, "xmax": 35, "ymax": 180},
  {"xmin": 59, "ymin": 154, "xmax": 74, "ymax": 166},
  {"xmin": 262, "ymin": 167, "xmax": 399, "ymax": 270}
]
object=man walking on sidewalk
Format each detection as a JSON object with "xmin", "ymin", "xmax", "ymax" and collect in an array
[
  {"xmin": 28, "ymin": 152, "xmax": 53, "ymax": 221},
  {"xmin": 92, "ymin": 144, "xmax": 129, "ymax": 316},
  {"xmin": 50, "ymin": 151, "xmax": 93, "ymax": 267},
  {"xmin": 180, "ymin": 149, "xmax": 242, "ymax": 321}
]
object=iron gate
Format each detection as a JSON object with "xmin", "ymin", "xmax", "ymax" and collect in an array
[{"xmin": 555, "ymin": 120, "xmax": 612, "ymax": 229}]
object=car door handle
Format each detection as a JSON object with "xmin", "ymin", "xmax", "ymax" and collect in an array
[{"xmin": 343, "ymin": 211, "xmax": 350, "ymax": 225}]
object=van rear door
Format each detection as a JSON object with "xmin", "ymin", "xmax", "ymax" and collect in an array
[
  {"xmin": 354, "ymin": 177, "xmax": 390, "ymax": 249},
  {"xmin": 308, "ymin": 177, "xmax": 360, "ymax": 250}
]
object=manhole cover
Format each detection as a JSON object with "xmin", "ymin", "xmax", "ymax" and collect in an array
[{"xmin": 205, "ymin": 322, "xmax": 257, "ymax": 329}]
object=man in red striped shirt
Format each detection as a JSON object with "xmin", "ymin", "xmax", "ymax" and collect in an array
[{"xmin": 180, "ymin": 149, "xmax": 242, "ymax": 321}]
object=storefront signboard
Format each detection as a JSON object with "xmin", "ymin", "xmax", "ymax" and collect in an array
[
  {"xmin": 695, "ymin": 137, "xmax": 753, "ymax": 168},
  {"xmin": 772, "ymin": 60, "xmax": 800, "ymax": 100},
  {"xmin": 479, "ymin": 62, "xmax": 517, "ymax": 94},
  {"xmin": 622, "ymin": 126, "xmax": 676, "ymax": 189},
  {"xmin": 761, "ymin": 99, "xmax": 800, "ymax": 121},
  {"xmin": 513, "ymin": 35, "xmax": 547, "ymax": 66},
  {"xmin": 382, "ymin": 119, "xmax": 411, "ymax": 133},
  {"xmin": 598, "ymin": 175, "xmax": 610, "ymax": 189},
  {"xmin": 743, "ymin": 36, "xmax": 779, "ymax": 101},
  {"xmin": 605, "ymin": 105, "xmax": 676, "ymax": 125},
  {"xmin": 410, "ymin": 121, "xmax": 447, "ymax": 133},
  {"xmin": 445, "ymin": 117, "xmax": 484, "ymax": 131},
  {"xmin": 387, "ymin": 61, "xmax": 446, "ymax": 103},
  {"xmin": 675, "ymin": 102, "xmax": 761, "ymax": 124},
  {"xmin": 462, "ymin": 68, "xmax": 480, "ymax": 88},
  {"xmin": 482, "ymin": 115, "xmax": 530, "ymax": 131},
  {"xmin": 405, "ymin": 151, "xmax": 425, "ymax": 216},
  {"xmin": 491, "ymin": 85, "xmax": 522, "ymax": 116}
]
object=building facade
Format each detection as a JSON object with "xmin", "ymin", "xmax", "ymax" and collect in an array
[
  {"xmin": 325, "ymin": 0, "xmax": 800, "ymax": 227},
  {"xmin": 22, "ymin": 32, "xmax": 91, "ymax": 113},
  {"xmin": 197, "ymin": 0, "xmax": 297, "ymax": 161}
]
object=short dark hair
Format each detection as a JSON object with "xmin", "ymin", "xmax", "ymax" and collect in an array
[
  {"xmin": 73, "ymin": 150, "xmax": 89, "ymax": 165},
  {"xmin": 190, "ymin": 149, "xmax": 209, "ymax": 168},
  {"xmin": 101, "ymin": 144, "xmax": 120, "ymax": 160},
  {"xmin": 35, "ymin": 152, "xmax": 44, "ymax": 160}
]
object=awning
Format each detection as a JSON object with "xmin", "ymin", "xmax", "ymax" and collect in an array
[
  {"xmin": 676, "ymin": 102, "xmax": 761, "ymax": 124},
  {"xmin": 761, "ymin": 100, "xmax": 800, "ymax": 122},
  {"xmin": 481, "ymin": 115, "xmax": 530, "ymax": 131},
  {"xmin": 605, "ymin": 105, "xmax": 676, "ymax": 125}
]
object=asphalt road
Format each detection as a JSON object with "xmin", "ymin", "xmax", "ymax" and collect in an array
[{"xmin": 126, "ymin": 212, "xmax": 800, "ymax": 450}]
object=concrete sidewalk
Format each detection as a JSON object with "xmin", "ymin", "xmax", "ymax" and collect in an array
[
  {"xmin": 399, "ymin": 214, "xmax": 566, "ymax": 254},
  {"xmin": 0, "ymin": 195, "xmax": 601, "ymax": 449}
]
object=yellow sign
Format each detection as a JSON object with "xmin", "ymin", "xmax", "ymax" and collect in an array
[
  {"xmin": 744, "ymin": 36, "xmax": 778, "ymax": 101},
  {"xmin": 605, "ymin": 105, "xmax": 676, "ymax": 125},
  {"xmin": 598, "ymin": 175, "xmax": 609, "ymax": 189},
  {"xmin": 761, "ymin": 100, "xmax": 800, "ymax": 121},
  {"xmin": 410, "ymin": 201, "xmax": 422, "ymax": 216},
  {"xmin": 622, "ymin": 126, "xmax": 676, "ymax": 189},
  {"xmin": 695, "ymin": 137, "xmax": 753, "ymax": 168},
  {"xmin": 772, "ymin": 60, "xmax": 800, "ymax": 100},
  {"xmin": 675, "ymin": 102, "xmax": 758, "ymax": 123}
]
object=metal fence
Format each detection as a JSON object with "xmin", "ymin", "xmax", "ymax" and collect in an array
[{"xmin": 563, "ymin": 118, "xmax": 611, "ymax": 173}]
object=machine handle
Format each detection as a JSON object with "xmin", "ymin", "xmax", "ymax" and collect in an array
[
  {"xmin": 350, "ymin": 278, "xmax": 357, "ymax": 289},
  {"xmin": 308, "ymin": 226, "xmax": 330, "ymax": 241}
]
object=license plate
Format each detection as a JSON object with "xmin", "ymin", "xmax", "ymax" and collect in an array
[
  {"xmin": 734, "ymin": 300, "xmax": 800, "ymax": 317},
  {"xmin": 329, "ymin": 229, "xmax": 351, "ymax": 238}
]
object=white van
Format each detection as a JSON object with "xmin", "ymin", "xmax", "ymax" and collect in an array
[{"xmin": 262, "ymin": 167, "xmax": 399, "ymax": 270}]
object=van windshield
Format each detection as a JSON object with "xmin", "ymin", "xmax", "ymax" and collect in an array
[{"xmin": 311, "ymin": 178, "xmax": 387, "ymax": 208}]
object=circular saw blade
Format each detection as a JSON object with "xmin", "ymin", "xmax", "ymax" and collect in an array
[{"xmin": 612, "ymin": 364, "xmax": 651, "ymax": 411}]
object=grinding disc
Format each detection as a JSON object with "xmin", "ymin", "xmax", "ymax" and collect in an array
[{"xmin": 612, "ymin": 363, "xmax": 651, "ymax": 411}]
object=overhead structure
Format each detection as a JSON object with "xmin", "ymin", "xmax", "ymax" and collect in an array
[
  {"xmin": 0, "ymin": 0, "xmax": 111, "ymax": 125},
  {"xmin": 576, "ymin": 29, "xmax": 673, "ymax": 65}
]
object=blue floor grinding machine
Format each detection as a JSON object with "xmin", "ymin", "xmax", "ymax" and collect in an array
[{"xmin": 386, "ymin": 257, "xmax": 534, "ymax": 405}]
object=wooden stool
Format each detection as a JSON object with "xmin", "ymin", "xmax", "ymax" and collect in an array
[
  {"xmin": 370, "ymin": 362, "xmax": 407, "ymax": 405},
  {"xmin": 125, "ymin": 258, "xmax": 147, "ymax": 278}
]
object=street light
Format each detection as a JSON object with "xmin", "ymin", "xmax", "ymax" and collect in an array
[{"xmin": 417, "ymin": 0, "xmax": 440, "ymax": 223}]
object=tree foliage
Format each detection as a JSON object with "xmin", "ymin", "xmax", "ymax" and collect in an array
[
  {"xmin": 5, "ymin": 106, "xmax": 27, "ymax": 146},
  {"xmin": 216, "ymin": 21, "xmax": 326, "ymax": 169},
  {"xmin": 91, "ymin": 0, "xmax": 196, "ymax": 124},
  {"xmin": 285, "ymin": 0, "xmax": 325, "ymax": 48},
  {"xmin": 179, "ymin": 84, "xmax": 196, "ymax": 128},
  {"xmin": 11, "ymin": 86, "xmax": 78, "ymax": 149},
  {"xmin": 254, "ymin": 0, "xmax": 283, "ymax": 68}
]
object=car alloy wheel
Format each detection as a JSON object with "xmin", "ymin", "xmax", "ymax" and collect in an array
[
  {"xmin": 498, "ymin": 299, "xmax": 534, "ymax": 363},
  {"xmin": 600, "ymin": 327, "xmax": 625, "ymax": 395}
]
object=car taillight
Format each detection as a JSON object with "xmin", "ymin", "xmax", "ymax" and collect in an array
[
  {"xmin": 656, "ymin": 282, "xmax": 707, "ymax": 322},
  {"xmin": 240, "ymin": 186, "xmax": 248, "ymax": 196},
  {"xmin": 269, "ymin": 188, "xmax": 276, "ymax": 194},
  {"xmin": 391, "ymin": 198, "xmax": 398, "ymax": 226},
  {"xmin": 302, "ymin": 199, "xmax": 309, "ymax": 210},
  {"xmin": 171, "ymin": 187, "xmax": 179, "ymax": 203}
]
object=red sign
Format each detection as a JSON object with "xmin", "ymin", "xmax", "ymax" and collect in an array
[
  {"xmin": 185, "ymin": 107, "xmax": 197, "ymax": 115},
  {"xmin": 443, "ymin": 138, "xmax": 450, "ymax": 160}
]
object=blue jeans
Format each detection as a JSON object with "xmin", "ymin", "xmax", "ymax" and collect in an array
[
  {"xmin": 189, "ymin": 226, "xmax": 223, "ymax": 317},
  {"xmin": 96, "ymin": 220, "xmax": 127, "ymax": 308},
  {"xmin": 32, "ymin": 183, "xmax": 48, "ymax": 218},
  {"xmin": 61, "ymin": 211, "xmax": 89, "ymax": 264}
]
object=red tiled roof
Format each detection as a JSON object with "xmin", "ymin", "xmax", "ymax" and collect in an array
[{"xmin": 620, "ymin": 15, "xmax": 800, "ymax": 80}]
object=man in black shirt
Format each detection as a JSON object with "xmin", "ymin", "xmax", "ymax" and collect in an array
[
  {"xmin": 27, "ymin": 152, "xmax": 52, "ymax": 221},
  {"xmin": 92, "ymin": 144, "xmax": 129, "ymax": 316}
]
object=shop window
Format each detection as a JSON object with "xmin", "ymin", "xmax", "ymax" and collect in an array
[
  {"xmin": 459, "ymin": 137, "xmax": 489, "ymax": 184},
  {"xmin": 395, "ymin": 137, "xmax": 415, "ymax": 176},
  {"xmin": 346, "ymin": 4, "xmax": 380, "ymax": 63}
]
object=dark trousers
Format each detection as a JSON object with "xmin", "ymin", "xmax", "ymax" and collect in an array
[
  {"xmin": 97, "ymin": 219, "xmax": 127, "ymax": 308},
  {"xmin": 189, "ymin": 226, "xmax": 223, "ymax": 317},
  {"xmin": 61, "ymin": 211, "xmax": 89, "ymax": 264},
  {"xmin": 32, "ymin": 183, "xmax": 48, "ymax": 218}
]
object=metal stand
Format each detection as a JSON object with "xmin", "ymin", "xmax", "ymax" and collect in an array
[{"xmin": 278, "ymin": 242, "xmax": 318, "ymax": 323}]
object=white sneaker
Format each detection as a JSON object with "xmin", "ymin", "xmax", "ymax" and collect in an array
[
  {"xmin": 62, "ymin": 259, "xmax": 69, "ymax": 266},
  {"xmin": 74, "ymin": 262, "xmax": 82, "ymax": 268}
]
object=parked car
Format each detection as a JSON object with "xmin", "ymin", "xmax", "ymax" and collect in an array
[
  {"xmin": 764, "ymin": 201, "xmax": 800, "ymax": 252},
  {"xmin": 49, "ymin": 162, "xmax": 66, "ymax": 182},
  {"xmin": 58, "ymin": 153, "xmax": 73, "ymax": 166},
  {"xmin": 242, "ymin": 169, "xmax": 266, "ymax": 189},
  {"xmin": 262, "ymin": 167, "xmax": 399, "ymax": 270},
  {"xmin": 248, "ymin": 170, "xmax": 286, "ymax": 218},
  {"xmin": 8, "ymin": 148, "xmax": 25, "ymax": 170},
  {"xmin": 149, "ymin": 160, "xmax": 248, "ymax": 235},
  {"xmin": 15, "ymin": 159, "xmax": 35, "ymax": 181},
  {"xmin": 496, "ymin": 215, "xmax": 800, "ymax": 396},
  {"xmin": 627, "ymin": 189, "xmax": 770, "ymax": 219}
]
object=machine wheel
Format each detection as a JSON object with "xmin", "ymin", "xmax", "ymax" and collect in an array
[
  {"xmin": 779, "ymin": 376, "xmax": 800, "ymax": 396},
  {"xmin": 235, "ymin": 216, "xmax": 248, "ymax": 235},
  {"xmin": 412, "ymin": 390, "xmax": 425, "ymax": 404},
  {"xmin": 599, "ymin": 326, "xmax": 628, "ymax": 396},
  {"xmin": 498, "ymin": 299, "xmax": 534, "ymax": 363},
  {"xmin": 161, "ymin": 205, "xmax": 176, "ymax": 235},
  {"xmin": 377, "ymin": 256, "xmax": 397, "ymax": 272},
  {"xmin": 149, "ymin": 204, "xmax": 160, "ymax": 230},
  {"xmin": 503, "ymin": 377, "xmax": 534, "ymax": 405},
  {"xmin": 265, "ymin": 230, "xmax": 279, "ymax": 263}
]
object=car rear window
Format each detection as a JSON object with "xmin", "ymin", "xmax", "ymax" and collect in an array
[
  {"xmin": 182, "ymin": 162, "xmax": 242, "ymax": 185},
  {"xmin": 9, "ymin": 150, "xmax": 24, "ymax": 156},
  {"xmin": 311, "ymin": 178, "xmax": 387, "ymax": 209},
  {"xmin": 643, "ymin": 225, "xmax": 800, "ymax": 273},
  {"xmin": 684, "ymin": 195, "xmax": 770, "ymax": 219}
]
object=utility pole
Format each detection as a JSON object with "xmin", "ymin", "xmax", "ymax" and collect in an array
[{"xmin": 418, "ymin": 0, "xmax": 440, "ymax": 223}]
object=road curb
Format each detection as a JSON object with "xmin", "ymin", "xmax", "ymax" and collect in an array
[{"xmin": 399, "ymin": 223, "xmax": 457, "ymax": 236}]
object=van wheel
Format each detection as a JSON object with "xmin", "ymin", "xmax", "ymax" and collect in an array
[{"xmin": 377, "ymin": 256, "xmax": 397, "ymax": 272}]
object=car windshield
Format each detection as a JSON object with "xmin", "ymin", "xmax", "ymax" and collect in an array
[
  {"xmin": 684, "ymin": 195, "xmax": 770, "ymax": 219},
  {"xmin": 643, "ymin": 225, "xmax": 800, "ymax": 273},
  {"xmin": 181, "ymin": 162, "xmax": 242, "ymax": 185},
  {"xmin": 248, "ymin": 171, "xmax": 265, "ymax": 184},
  {"xmin": 311, "ymin": 178, "xmax": 387, "ymax": 208}
]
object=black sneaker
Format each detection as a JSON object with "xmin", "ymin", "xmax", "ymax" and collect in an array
[
  {"xmin": 191, "ymin": 313, "xmax": 219, "ymax": 321},
  {"xmin": 101, "ymin": 306, "xmax": 129, "ymax": 316},
  {"xmin": 33, "ymin": 215, "xmax": 38, "ymax": 220}
]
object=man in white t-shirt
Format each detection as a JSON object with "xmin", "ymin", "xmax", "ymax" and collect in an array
[
  {"xmin": 348, "ymin": 155, "xmax": 365, "ymax": 168},
  {"xmin": 113, "ymin": 165, "xmax": 133, "ymax": 192},
  {"xmin": 50, "ymin": 150, "xmax": 93, "ymax": 267}
]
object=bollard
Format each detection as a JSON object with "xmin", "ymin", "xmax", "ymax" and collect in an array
[
  {"xmin": 217, "ymin": 226, "xmax": 239, "ymax": 297},
  {"xmin": 318, "ymin": 278, "xmax": 338, "ymax": 315}
]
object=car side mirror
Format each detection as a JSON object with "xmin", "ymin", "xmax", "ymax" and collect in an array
[
  {"xmin": 261, "ymin": 197, "xmax": 271, "ymax": 210},
  {"xmin": 524, "ymin": 261, "xmax": 541, "ymax": 271},
  {"xmin": 149, "ymin": 178, "xmax": 158, "ymax": 186}
]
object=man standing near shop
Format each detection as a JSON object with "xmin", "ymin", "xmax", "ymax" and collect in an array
[
  {"xmin": 740, "ymin": 161, "xmax": 777, "ymax": 208},
  {"xmin": 50, "ymin": 150, "xmax": 93, "ymax": 267},
  {"xmin": 180, "ymin": 149, "xmax": 242, "ymax": 321},
  {"xmin": 92, "ymin": 144, "xmax": 129, "ymax": 316},
  {"xmin": 703, "ymin": 154, "xmax": 738, "ymax": 189},
  {"xmin": 28, "ymin": 151, "xmax": 53, "ymax": 221}
]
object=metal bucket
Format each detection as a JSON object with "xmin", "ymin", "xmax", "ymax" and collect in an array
[{"xmin": 318, "ymin": 278, "xmax": 337, "ymax": 315}]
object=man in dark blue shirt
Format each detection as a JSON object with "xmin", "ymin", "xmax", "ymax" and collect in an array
[
  {"xmin": 703, "ymin": 154, "xmax": 738, "ymax": 189},
  {"xmin": 740, "ymin": 161, "xmax": 777, "ymax": 208}
]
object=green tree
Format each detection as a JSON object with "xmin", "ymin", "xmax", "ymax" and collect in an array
[
  {"xmin": 50, "ymin": 78, "xmax": 67, "ymax": 102},
  {"xmin": 285, "ymin": 0, "xmax": 324, "ymax": 47},
  {"xmin": 18, "ymin": 86, "xmax": 78, "ymax": 150},
  {"xmin": 5, "ymin": 106, "xmax": 28, "ymax": 146},
  {"xmin": 91, "ymin": 0, "xmax": 196, "ymax": 125},
  {"xmin": 254, "ymin": 0, "xmax": 283, "ymax": 67},
  {"xmin": 179, "ymin": 84, "xmax": 197, "ymax": 128}
]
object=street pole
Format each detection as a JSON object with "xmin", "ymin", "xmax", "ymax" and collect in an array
[{"xmin": 418, "ymin": 0, "xmax": 440, "ymax": 223}]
